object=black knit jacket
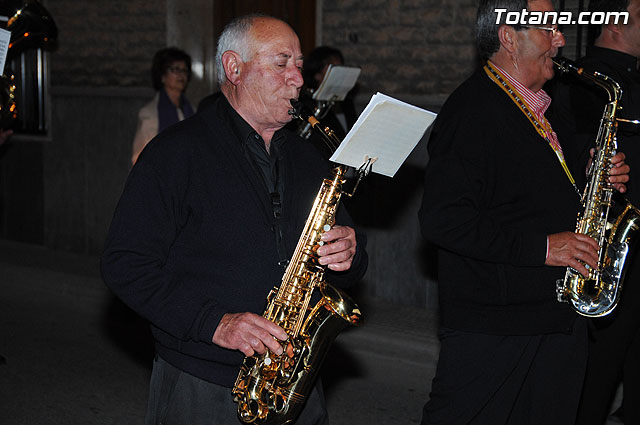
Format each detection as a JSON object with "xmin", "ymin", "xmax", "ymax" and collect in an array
[
  {"xmin": 419, "ymin": 68, "xmax": 584, "ymax": 335},
  {"xmin": 101, "ymin": 95, "xmax": 367, "ymax": 387}
]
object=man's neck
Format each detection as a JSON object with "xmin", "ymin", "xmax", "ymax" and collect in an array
[
  {"xmin": 222, "ymin": 87, "xmax": 277, "ymax": 149},
  {"xmin": 596, "ymin": 35, "xmax": 640, "ymax": 65},
  {"xmin": 490, "ymin": 53, "xmax": 544, "ymax": 92}
]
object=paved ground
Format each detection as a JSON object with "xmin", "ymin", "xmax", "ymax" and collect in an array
[
  {"xmin": 0, "ymin": 239, "xmax": 624, "ymax": 424},
  {"xmin": 0, "ymin": 239, "xmax": 438, "ymax": 425}
]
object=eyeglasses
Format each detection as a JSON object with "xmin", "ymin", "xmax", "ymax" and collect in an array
[
  {"xmin": 167, "ymin": 66, "xmax": 189, "ymax": 75},
  {"xmin": 521, "ymin": 25, "xmax": 562, "ymax": 38}
]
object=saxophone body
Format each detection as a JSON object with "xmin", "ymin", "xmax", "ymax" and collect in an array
[
  {"xmin": 232, "ymin": 116, "xmax": 362, "ymax": 424},
  {"xmin": 554, "ymin": 57, "xmax": 640, "ymax": 317}
]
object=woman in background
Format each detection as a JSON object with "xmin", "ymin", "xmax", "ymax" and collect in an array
[{"xmin": 131, "ymin": 47, "xmax": 194, "ymax": 166}]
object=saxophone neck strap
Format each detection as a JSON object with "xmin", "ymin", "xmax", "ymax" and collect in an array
[{"xmin": 484, "ymin": 62, "xmax": 579, "ymax": 195}]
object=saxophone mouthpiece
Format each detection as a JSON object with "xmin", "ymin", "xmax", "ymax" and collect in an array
[
  {"xmin": 289, "ymin": 99, "xmax": 302, "ymax": 117},
  {"xmin": 553, "ymin": 56, "xmax": 583, "ymax": 75},
  {"xmin": 289, "ymin": 98, "xmax": 315, "ymax": 124}
]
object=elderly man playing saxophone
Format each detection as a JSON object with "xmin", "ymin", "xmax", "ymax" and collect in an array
[
  {"xmin": 419, "ymin": 1, "xmax": 629, "ymax": 424},
  {"xmin": 101, "ymin": 14, "xmax": 367, "ymax": 425}
]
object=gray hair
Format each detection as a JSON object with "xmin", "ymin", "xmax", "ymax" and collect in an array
[
  {"xmin": 215, "ymin": 14, "xmax": 268, "ymax": 86},
  {"xmin": 476, "ymin": 0, "xmax": 529, "ymax": 61}
]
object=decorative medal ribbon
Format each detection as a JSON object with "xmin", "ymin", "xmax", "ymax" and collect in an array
[{"xmin": 484, "ymin": 61, "xmax": 579, "ymax": 196}]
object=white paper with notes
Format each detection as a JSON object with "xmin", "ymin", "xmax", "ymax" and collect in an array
[
  {"xmin": 312, "ymin": 65, "xmax": 361, "ymax": 102},
  {"xmin": 329, "ymin": 92, "xmax": 437, "ymax": 177}
]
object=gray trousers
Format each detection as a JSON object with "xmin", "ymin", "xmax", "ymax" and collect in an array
[{"xmin": 145, "ymin": 355, "xmax": 329, "ymax": 425}]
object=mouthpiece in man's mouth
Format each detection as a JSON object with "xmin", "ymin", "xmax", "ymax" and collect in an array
[{"xmin": 290, "ymin": 99, "xmax": 305, "ymax": 115}]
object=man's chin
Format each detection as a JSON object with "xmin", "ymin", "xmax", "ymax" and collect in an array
[{"xmin": 278, "ymin": 114, "xmax": 295, "ymax": 128}]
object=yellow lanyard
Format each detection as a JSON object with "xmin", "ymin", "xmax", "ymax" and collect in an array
[{"xmin": 484, "ymin": 62, "xmax": 579, "ymax": 195}]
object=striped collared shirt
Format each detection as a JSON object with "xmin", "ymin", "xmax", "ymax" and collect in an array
[{"xmin": 489, "ymin": 60, "xmax": 563, "ymax": 154}]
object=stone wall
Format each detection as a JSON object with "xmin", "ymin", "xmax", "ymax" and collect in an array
[
  {"xmin": 322, "ymin": 0, "xmax": 479, "ymax": 104},
  {"xmin": 47, "ymin": 0, "xmax": 166, "ymax": 88},
  {"xmin": 47, "ymin": 0, "xmax": 481, "ymax": 98},
  {"xmin": 0, "ymin": 0, "xmax": 484, "ymax": 309},
  {"xmin": 316, "ymin": 0, "xmax": 480, "ymax": 307}
]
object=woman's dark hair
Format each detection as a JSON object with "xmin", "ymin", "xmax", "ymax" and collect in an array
[
  {"xmin": 587, "ymin": 0, "xmax": 630, "ymax": 45},
  {"xmin": 476, "ymin": 0, "xmax": 529, "ymax": 61},
  {"xmin": 302, "ymin": 46, "xmax": 344, "ymax": 90},
  {"xmin": 151, "ymin": 47, "xmax": 192, "ymax": 91}
]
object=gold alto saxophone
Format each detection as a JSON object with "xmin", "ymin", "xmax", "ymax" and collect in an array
[
  {"xmin": 232, "ymin": 101, "xmax": 365, "ymax": 424},
  {"xmin": 554, "ymin": 57, "xmax": 640, "ymax": 317}
]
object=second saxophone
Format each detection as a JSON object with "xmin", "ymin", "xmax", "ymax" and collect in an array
[{"xmin": 554, "ymin": 57, "xmax": 640, "ymax": 317}]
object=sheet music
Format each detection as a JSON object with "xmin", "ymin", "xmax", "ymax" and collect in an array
[
  {"xmin": 0, "ymin": 28, "xmax": 10, "ymax": 75},
  {"xmin": 330, "ymin": 92, "xmax": 437, "ymax": 177},
  {"xmin": 312, "ymin": 65, "xmax": 361, "ymax": 102}
]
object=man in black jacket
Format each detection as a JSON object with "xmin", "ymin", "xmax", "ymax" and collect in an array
[
  {"xmin": 419, "ymin": 1, "xmax": 629, "ymax": 424},
  {"xmin": 101, "ymin": 15, "xmax": 367, "ymax": 425},
  {"xmin": 552, "ymin": 1, "xmax": 640, "ymax": 423}
]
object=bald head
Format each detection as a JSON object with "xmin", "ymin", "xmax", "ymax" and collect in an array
[
  {"xmin": 217, "ymin": 15, "xmax": 304, "ymax": 144},
  {"xmin": 215, "ymin": 16, "xmax": 300, "ymax": 86}
]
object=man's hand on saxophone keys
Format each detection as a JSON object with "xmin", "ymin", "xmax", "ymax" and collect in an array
[
  {"xmin": 588, "ymin": 149, "xmax": 630, "ymax": 193},
  {"xmin": 317, "ymin": 225, "xmax": 357, "ymax": 271},
  {"xmin": 546, "ymin": 232, "xmax": 600, "ymax": 277},
  {"xmin": 212, "ymin": 312, "xmax": 288, "ymax": 356},
  {"xmin": 608, "ymin": 151, "xmax": 630, "ymax": 193}
]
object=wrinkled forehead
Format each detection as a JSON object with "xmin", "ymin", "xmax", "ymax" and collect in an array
[{"xmin": 249, "ymin": 18, "xmax": 302, "ymax": 59}]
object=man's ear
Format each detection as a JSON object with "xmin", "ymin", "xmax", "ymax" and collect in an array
[
  {"xmin": 498, "ymin": 24, "xmax": 518, "ymax": 54},
  {"xmin": 603, "ymin": 20, "xmax": 623, "ymax": 37},
  {"xmin": 221, "ymin": 51, "xmax": 243, "ymax": 85}
]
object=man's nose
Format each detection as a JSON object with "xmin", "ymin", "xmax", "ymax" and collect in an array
[
  {"xmin": 553, "ymin": 30, "xmax": 565, "ymax": 48},
  {"xmin": 288, "ymin": 66, "xmax": 304, "ymax": 88}
]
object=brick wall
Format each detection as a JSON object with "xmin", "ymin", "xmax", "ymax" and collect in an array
[
  {"xmin": 322, "ymin": 0, "xmax": 480, "ymax": 101},
  {"xmin": 46, "ymin": 0, "xmax": 166, "ymax": 87}
]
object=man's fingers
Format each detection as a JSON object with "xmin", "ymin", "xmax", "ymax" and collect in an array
[
  {"xmin": 568, "ymin": 258, "xmax": 591, "ymax": 278},
  {"xmin": 575, "ymin": 248, "xmax": 599, "ymax": 273},
  {"xmin": 250, "ymin": 319, "xmax": 285, "ymax": 355},
  {"xmin": 213, "ymin": 313, "xmax": 287, "ymax": 356},
  {"xmin": 320, "ymin": 225, "xmax": 352, "ymax": 243},
  {"xmin": 253, "ymin": 315, "xmax": 288, "ymax": 342}
]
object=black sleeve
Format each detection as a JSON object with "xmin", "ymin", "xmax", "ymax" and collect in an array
[
  {"xmin": 418, "ymin": 101, "xmax": 547, "ymax": 267},
  {"xmin": 100, "ymin": 156, "xmax": 226, "ymax": 345}
]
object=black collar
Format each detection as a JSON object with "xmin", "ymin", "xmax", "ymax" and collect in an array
[
  {"xmin": 221, "ymin": 96, "xmax": 287, "ymax": 154},
  {"xmin": 585, "ymin": 46, "xmax": 638, "ymax": 74}
]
